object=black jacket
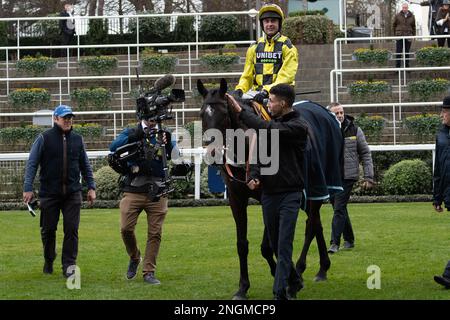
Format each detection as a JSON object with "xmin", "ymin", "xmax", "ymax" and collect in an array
[
  {"xmin": 24, "ymin": 125, "xmax": 95, "ymax": 197},
  {"xmin": 59, "ymin": 11, "xmax": 75, "ymax": 36},
  {"xmin": 239, "ymin": 108, "xmax": 308, "ymax": 194},
  {"xmin": 433, "ymin": 125, "xmax": 450, "ymax": 209}
]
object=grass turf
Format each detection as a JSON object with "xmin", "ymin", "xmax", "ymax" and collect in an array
[{"xmin": 0, "ymin": 202, "xmax": 449, "ymax": 300}]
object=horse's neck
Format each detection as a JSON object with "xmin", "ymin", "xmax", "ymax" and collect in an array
[{"xmin": 223, "ymin": 101, "xmax": 259, "ymax": 164}]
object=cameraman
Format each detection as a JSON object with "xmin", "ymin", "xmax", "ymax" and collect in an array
[{"xmin": 110, "ymin": 115, "xmax": 176, "ymax": 285}]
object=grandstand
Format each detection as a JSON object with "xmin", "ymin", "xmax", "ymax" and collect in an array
[{"xmin": 0, "ymin": 4, "xmax": 446, "ymax": 201}]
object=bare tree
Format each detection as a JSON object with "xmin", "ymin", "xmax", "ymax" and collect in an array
[{"xmin": 128, "ymin": 0, "xmax": 154, "ymax": 12}]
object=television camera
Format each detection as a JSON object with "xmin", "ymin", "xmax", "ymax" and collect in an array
[{"xmin": 108, "ymin": 74, "xmax": 193, "ymax": 201}]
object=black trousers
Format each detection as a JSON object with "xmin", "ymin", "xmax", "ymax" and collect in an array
[
  {"xmin": 39, "ymin": 191, "xmax": 82, "ymax": 270},
  {"xmin": 437, "ymin": 34, "xmax": 450, "ymax": 47},
  {"xmin": 330, "ymin": 179, "xmax": 355, "ymax": 246},
  {"xmin": 261, "ymin": 191, "xmax": 301, "ymax": 299},
  {"xmin": 395, "ymin": 39, "xmax": 412, "ymax": 68},
  {"xmin": 443, "ymin": 260, "xmax": 450, "ymax": 278},
  {"xmin": 61, "ymin": 32, "xmax": 74, "ymax": 57}
]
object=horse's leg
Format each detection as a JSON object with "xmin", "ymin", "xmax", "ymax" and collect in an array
[
  {"xmin": 310, "ymin": 201, "xmax": 331, "ymax": 282},
  {"xmin": 295, "ymin": 202, "xmax": 316, "ymax": 285},
  {"xmin": 228, "ymin": 183, "xmax": 250, "ymax": 300}
]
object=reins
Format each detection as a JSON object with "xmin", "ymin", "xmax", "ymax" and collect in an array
[{"xmin": 221, "ymin": 95, "xmax": 271, "ymax": 184}]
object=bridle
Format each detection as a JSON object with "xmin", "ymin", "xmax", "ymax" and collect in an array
[{"xmin": 218, "ymin": 95, "xmax": 271, "ymax": 185}]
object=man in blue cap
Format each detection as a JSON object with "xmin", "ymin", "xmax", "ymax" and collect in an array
[
  {"xmin": 23, "ymin": 105, "xmax": 96, "ymax": 278},
  {"xmin": 433, "ymin": 96, "xmax": 450, "ymax": 289}
]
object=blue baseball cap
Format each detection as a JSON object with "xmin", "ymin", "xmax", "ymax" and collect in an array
[{"xmin": 54, "ymin": 105, "xmax": 75, "ymax": 117}]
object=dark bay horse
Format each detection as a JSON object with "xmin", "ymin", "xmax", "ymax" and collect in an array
[{"xmin": 197, "ymin": 78, "xmax": 343, "ymax": 300}]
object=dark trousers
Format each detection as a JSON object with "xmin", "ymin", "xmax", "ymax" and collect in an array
[
  {"xmin": 61, "ymin": 32, "xmax": 74, "ymax": 57},
  {"xmin": 330, "ymin": 179, "xmax": 355, "ymax": 246},
  {"xmin": 261, "ymin": 191, "xmax": 301, "ymax": 299},
  {"xmin": 437, "ymin": 34, "xmax": 450, "ymax": 47},
  {"xmin": 39, "ymin": 191, "xmax": 82, "ymax": 271},
  {"xmin": 443, "ymin": 260, "xmax": 450, "ymax": 278},
  {"xmin": 395, "ymin": 39, "xmax": 412, "ymax": 68}
]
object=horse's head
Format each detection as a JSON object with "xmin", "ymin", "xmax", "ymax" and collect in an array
[{"xmin": 197, "ymin": 78, "xmax": 232, "ymax": 143}]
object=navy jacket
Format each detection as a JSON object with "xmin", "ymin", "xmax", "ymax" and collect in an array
[
  {"xmin": 433, "ymin": 125, "xmax": 450, "ymax": 209},
  {"xmin": 109, "ymin": 123, "xmax": 176, "ymax": 193},
  {"xmin": 24, "ymin": 125, "xmax": 95, "ymax": 197}
]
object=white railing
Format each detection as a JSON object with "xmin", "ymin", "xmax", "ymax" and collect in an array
[
  {"xmin": 0, "ymin": 10, "xmax": 260, "ymax": 61},
  {"xmin": 0, "ymin": 144, "xmax": 436, "ymax": 202},
  {"xmin": 331, "ymin": 33, "xmax": 450, "ymax": 144},
  {"xmin": 333, "ymin": 34, "xmax": 450, "ymax": 98},
  {"xmin": 0, "ymin": 42, "xmax": 250, "ymax": 95},
  {"xmin": 0, "ymin": 107, "xmax": 202, "ymax": 141}
]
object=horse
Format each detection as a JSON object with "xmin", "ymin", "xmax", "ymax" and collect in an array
[{"xmin": 197, "ymin": 78, "xmax": 343, "ymax": 300}]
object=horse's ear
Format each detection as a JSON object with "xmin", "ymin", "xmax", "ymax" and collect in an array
[
  {"xmin": 197, "ymin": 79, "xmax": 208, "ymax": 97},
  {"xmin": 219, "ymin": 78, "xmax": 227, "ymax": 97}
]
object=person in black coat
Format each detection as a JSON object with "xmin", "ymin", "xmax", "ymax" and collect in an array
[
  {"xmin": 421, "ymin": 0, "xmax": 444, "ymax": 36},
  {"xmin": 228, "ymin": 84, "xmax": 308, "ymax": 300},
  {"xmin": 433, "ymin": 96, "xmax": 450, "ymax": 288},
  {"xmin": 59, "ymin": 3, "xmax": 76, "ymax": 56}
]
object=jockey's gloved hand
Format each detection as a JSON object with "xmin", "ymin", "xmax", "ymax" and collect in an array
[
  {"xmin": 230, "ymin": 89, "xmax": 243, "ymax": 99},
  {"xmin": 253, "ymin": 90, "xmax": 268, "ymax": 104}
]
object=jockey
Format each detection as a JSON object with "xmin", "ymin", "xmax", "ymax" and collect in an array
[{"xmin": 232, "ymin": 3, "xmax": 299, "ymax": 104}]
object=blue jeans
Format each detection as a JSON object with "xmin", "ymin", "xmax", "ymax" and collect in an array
[
  {"xmin": 261, "ymin": 191, "xmax": 301, "ymax": 299},
  {"xmin": 330, "ymin": 179, "xmax": 355, "ymax": 246}
]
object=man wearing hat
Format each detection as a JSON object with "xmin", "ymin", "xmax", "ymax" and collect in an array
[
  {"xmin": 23, "ymin": 105, "xmax": 96, "ymax": 278},
  {"xmin": 231, "ymin": 3, "xmax": 298, "ymax": 104},
  {"xmin": 433, "ymin": 96, "xmax": 450, "ymax": 288}
]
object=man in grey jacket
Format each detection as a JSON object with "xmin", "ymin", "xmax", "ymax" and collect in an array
[{"xmin": 327, "ymin": 103, "xmax": 374, "ymax": 254}]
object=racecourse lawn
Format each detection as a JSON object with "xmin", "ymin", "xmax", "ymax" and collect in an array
[{"xmin": 0, "ymin": 202, "xmax": 449, "ymax": 300}]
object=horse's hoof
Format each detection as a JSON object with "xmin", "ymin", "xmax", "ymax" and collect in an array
[
  {"xmin": 313, "ymin": 274, "xmax": 327, "ymax": 282},
  {"xmin": 232, "ymin": 292, "xmax": 248, "ymax": 300}
]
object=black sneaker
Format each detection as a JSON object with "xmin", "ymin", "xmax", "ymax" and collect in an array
[
  {"xmin": 143, "ymin": 272, "xmax": 161, "ymax": 285},
  {"xmin": 328, "ymin": 244, "xmax": 339, "ymax": 254},
  {"xmin": 434, "ymin": 275, "xmax": 450, "ymax": 289},
  {"xmin": 62, "ymin": 265, "xmax": 76, "ymax": 278},
  {"xmin": 43, "ymin": 261, "xmax": 53, "ymax": 274},
  {"xmin": 343, "ymin": 241, "xmax": 354, "ymax": 249},
  {"xmin": 126, "ymin": 257, "xmax": 142, "ymax": 280}
]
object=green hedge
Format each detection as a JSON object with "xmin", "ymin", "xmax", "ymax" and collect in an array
[
  {"xmin": 140, "ymin": 53, "xmax": 177, "ymax": 74},
  {"xmin": 199, "ymin": 52, "xmax": 240, "ymax": 72},
  {"xmin": 94, "ymin": 166, "xmax": 121, "ymax": 200},
  {"xmin": 0, "ymin": 125, "xmax": 45, "ymax": 146},
  {"xmin": 71, "ymin": 87, "xmax": 113, "ymax": 110},
  {"xmin": 381, "ymin": 159, "xmax": 432, "ymax": 195},
  {"xmin": 283, "ymin": 15, "xmax": 334, "ymax": 44},
  {"xmin": 79, "ymin": 56, "xmax": 118, "ymax": 75},
  {"xmin": 0, "ymin": 123, "xmax": 102, "ymax": 145},
  {"xmin": 16, "ymin": 55, "xmax": 57, "ymax": 76},
  {"xmin": 352, "ymin": 48, "xmax": 390, "ymax": 65},
  {"xmin": 128, "ymin": 12, "xmax": 171, "ymax": 43},
  {"xmin": 407, "ymin": 78, "xmax": 450, "ymax": 101},
  {"xmin": 8, "ymin": 88, "xmax": 51, "ymax": 109},
  {"xmin": 347, "ymin": 80, "xmax": 391, "ymax": 103},
  {"xmin": 354, "ymin": 114, "xmax": 386, "ymax": 142},
  {"xmin": 402, "ymin": 113, "xmax": 441, "ymax": 142},
  {"xmin": 416, "ymin": 46, "xmax": 450, "ymax": 66},
  {"xmin": 72, "ymin": 123, "xmax": 103, "ymax": 140},
  {"xmin": 200, "ymin": 15, "xmax": 238, "ymax": 42}
]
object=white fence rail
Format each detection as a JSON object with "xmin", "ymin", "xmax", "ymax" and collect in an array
[
  {"xmin": 0, "ymin": 10, "xmax": 261, "ymax": 60},
  {"xmin": 0, "ymin": 144, "xmax": 436, "ymax": 201}
]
